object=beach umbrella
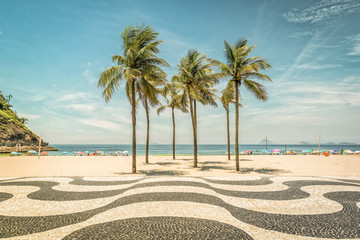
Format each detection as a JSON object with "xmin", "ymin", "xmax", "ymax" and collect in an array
[
  {"xmin": 302, "ymin": 150, "xmax": 312, "ymax": 153},
  {"xmin": 84, "ymin": 151, "xmax": 89, "ymax": 153},
  {"xmin": 116, "ymin": 151, "xmax": 122, "ymax": 154},
  {"xmin": 41, "ymin": 151, "xmax": 49, "ymax": 155},
  {"xmin": 272, "ymin": 149, "xmax": 282, "ymax": 153},
  {"xmin": 72, "ymin": 151, "xmax": 77, "ymax": 154},
  {"xmin": 77, "ymin": 151, "xmax": 83, "ymax": 155},
  {"xmin": 344, "ymin": 150, "xmax": 353, "ymax": 154},
  {"xmin": 62, "ymin": 152, "xmax": 68, "ymax": 155},
  {"xmin": 27, "ymin": 150, "xmax": 37, "ymax": 154}
]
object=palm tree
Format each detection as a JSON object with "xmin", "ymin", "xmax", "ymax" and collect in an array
[
  {"xmin": 173, "ymin": 50, "xmax": 219, "ymax": 167},
  {"xmin": 98, "ymin": 24, "xmax": 168, "ymax": 173},
  {"xmin": 210, "ymin": 39, "xmax": 272, "ymax": 171},
  {"xmin": 137, "ymin": 70, "xmax": 167, "ymax": 164},
  {"xmin": 157, "ymin": 82, "xmax": 188, "ymax": 159},
  {"xmin": 220, "ymin": 81, "xmax": 235, "ymax": 160}
]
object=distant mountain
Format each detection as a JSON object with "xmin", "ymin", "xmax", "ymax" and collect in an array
[
  {"xmin": 338, "ymin": 142, "xmax": 358, "ymax": 145},
  {"xmin": 298, "ymin": 141, "xmax": 312, "ymax": 145},
  {"xmin": 325, "ymin": 142, "xmax": 336, "ymax": 145}
]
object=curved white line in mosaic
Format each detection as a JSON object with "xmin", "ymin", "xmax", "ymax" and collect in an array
[
  {"xmin": 82, "ymin": 177, "xmax": 144, "ymax": 181},
  {"xmin": 5, "ymin": 201, "xmax": 336, "ymax": 240},
  {"xmin": 2, "ymin": 178, "xmax": 360, "ymax": 216}
]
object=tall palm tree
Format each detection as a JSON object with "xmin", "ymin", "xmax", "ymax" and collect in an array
[
  {"xmin": 219, "ymin": 82, "xmax": 243, "ymax": 161},
  {"xmin": 157, "ymin": 82, "xmax": 188, "ymax": 159},
  {"xmin": 173, "ymin": 50, "xmax": 219, "ymax": 167},
  {"xmin": 98, "ymin": 24, "xmax": 168, "ymax": 173},
  {"xmin": 220, "ymin": 81, "xmax": 235, "ymax": 161},
  {"xmin": 210, "ymin": 39, "xmax": 272, "ymax": 171},
  {"xmin": 137, "ymin": 70, "xmax": 167, "ymax": 164}
]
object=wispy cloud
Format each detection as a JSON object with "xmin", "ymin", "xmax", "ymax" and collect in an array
[
  {"xmin": 64, "ymin": 104, "xmax": 96, "ymax": 112},
  {"xmin": 0, "ymin": 31, "xmax": 2, "ymax": 35},
  {"xmin": 288, "ymin": 31, "xmax": 315, "ymax": 38},
  {"xmin": 77, "ymin": 118, "xmax": 122, "ymax": 130},
  {"xmin": 346, "ymin": 33, "xmax": 360, "ymax": 56},
  {"xmin": 82, "ymin": 62, "xmax": 99, "ymax": 84},
  {"xmin": 31, "ymin": 95, "xmax": 46, "ymax": 101},
  {"xmin": 57, "ymin": 92, "xmax": 90, "ymax": 102},
  {"xmin": 283, "ymin": 0, "xmax": 360, "ymax": 24},
  {"xmin": 18, "ymin": 113, "xmax": 41, "ymax": 120},
  {"xmin": 295, "ymin": 63, "xmax": 341, "ymax": 70}
]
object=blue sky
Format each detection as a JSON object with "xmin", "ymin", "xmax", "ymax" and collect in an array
[{"xmin": 0, "ymin": 0, "xmax": 359, "ymax": 144}]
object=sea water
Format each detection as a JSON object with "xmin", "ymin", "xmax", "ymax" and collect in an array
[{"xmin": 50, "ymin": 144, "xmax": 360, "ymax": 156}]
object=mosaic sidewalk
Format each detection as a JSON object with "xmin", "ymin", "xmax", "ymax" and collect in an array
[{"xmin": 0, "ymin": 176, "xmax": 360, "ymax": 239}]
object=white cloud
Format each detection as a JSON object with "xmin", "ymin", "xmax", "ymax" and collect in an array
[
  {"xmin": 83, "ymin": 68, "xmax": 98, "ymax": 84},
  {"xmin": 64, "ymin": 104, "xmax": 96, "ymax": 112},
  {"xmin": 295, "ymin": 63, "xmax": 341, "ymax": 70},
  {"xmin": 346, "ymin": 33, "xmax": 360, "ymax": 56},
  {"xmin": 31, "ymin": 95, "xmax": 46, "ymax": 101},
  {"xmin": 283, "ymin": 0, "xmax": 360, "ymax": 24},
  {"xmin": 288, "ymin": 31, "xmax": 315, "ymax": 38},
  {"xmin": 57, "ymin": 92, "xmax": 89, "ymax": 102},
  {"xmin": 18, "ymin": 113, "xmax": 41, "ymax": 120},
  {"xmin": 77, "ymin": 118, "xmax": 122, "ymax": 130}
]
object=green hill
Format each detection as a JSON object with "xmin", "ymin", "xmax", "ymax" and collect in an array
[{"xmin": 0, "ymin": 91, "xmax": 56, "ymax": 152}]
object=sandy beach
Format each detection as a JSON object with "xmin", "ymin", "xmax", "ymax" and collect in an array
[{"xmin": 1, "ymin": 154, "xmax": 359, "ymax": 177}]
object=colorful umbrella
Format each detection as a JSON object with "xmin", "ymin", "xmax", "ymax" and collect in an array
[
  {"xmin": 272, "ymin": 149, "xmax": 282, "ymax": 152},
  {"xmin": 41, "ymin": 151, "xmax": 49, "ymax": 155},
  {"xmin": 77, "ymin": 151, "xmax": 83, "ymax": 155}
]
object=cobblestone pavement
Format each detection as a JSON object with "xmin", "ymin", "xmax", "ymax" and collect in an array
[{"xmin": 0, "ymin": 176, "xmax": 360, "ymax": 239}]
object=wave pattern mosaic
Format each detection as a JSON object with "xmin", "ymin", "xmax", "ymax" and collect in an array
[{"xmin": 0, "ymin": 176, "xmax": 360, "ymax": 239}]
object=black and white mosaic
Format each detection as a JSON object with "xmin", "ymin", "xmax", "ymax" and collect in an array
[{"xmin": 0, "ymin": 176, "xmax": 359, "ymax": 239}]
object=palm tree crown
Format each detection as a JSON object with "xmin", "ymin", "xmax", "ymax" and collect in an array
[
  {"xmin": 173, "ymin": 49, "xmax": 220, "ymax": 167},
  {"xmin": 210, "ymin": 39, "xmax": 272, "ymax": 171},
  {"xmin": 98, "ymin": 24, "xmax": 168, "ymax": 173}
]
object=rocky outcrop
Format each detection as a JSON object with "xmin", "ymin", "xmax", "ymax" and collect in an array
[{"xmin": 0, "ymin": 92, "xmax": 58, "ymax": 153}]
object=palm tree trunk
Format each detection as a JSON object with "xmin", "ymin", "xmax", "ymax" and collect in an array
[
  {"xmin": 145, "ymin": 97, "xmax": 150, "ymax": 164},
  {"xmin": 226, "ymin": 104, "xmax": 230, "ymax": 160},
  {"xmin": 188, "ymin": 93, "xmax": 197, "ymax": 167},
  {"xmin": 235, "ymin": 81, "xmax": 239, "ymax": 172},
  {"xmin": 172, "ymin": 107, "xmax": 175, "ymax": 160},
  {"xmin": 194, "ymin": 99, "xmax": 198, "ymax": 164},
  {"xmin": 131, "ymin": 80, "xmax": 136, "ymax": 173}
]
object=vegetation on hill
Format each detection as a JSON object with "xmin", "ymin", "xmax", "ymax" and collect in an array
[{"xmin": 0, "ymin": 91, "xmax": 44, "ymax": 147}]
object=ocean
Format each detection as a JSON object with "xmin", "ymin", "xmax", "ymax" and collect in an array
[{"xmin": 50, "ymin": 144, "xmax": 360, "ymax": 156}]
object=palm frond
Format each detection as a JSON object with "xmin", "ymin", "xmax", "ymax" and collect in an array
[
  {"xmin": 157, "ymin": 105, "xmax": 167, "ymax": 115},
  {"xmin": 243, "ymin": 79, "xmax": 268, "ymax": 101}
]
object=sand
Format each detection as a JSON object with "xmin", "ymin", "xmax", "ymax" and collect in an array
[{"xmin": 0, "ymin": 154, "xmax": 359, "ymax": 177}]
